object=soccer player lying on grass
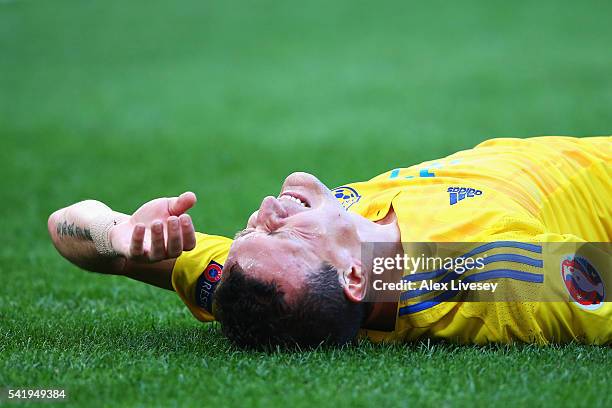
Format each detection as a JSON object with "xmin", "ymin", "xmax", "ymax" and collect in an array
[{"xmin": 48, "ymin": 137, "xmax": 611, "ymax": 348}]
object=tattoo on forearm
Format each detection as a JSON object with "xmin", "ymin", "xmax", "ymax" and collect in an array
[{"xmin": 56, "ymin": 220, "xmax": 93, "ymax": 241}]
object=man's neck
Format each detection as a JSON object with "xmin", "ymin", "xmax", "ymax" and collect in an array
[
  {"xmin": 350, "ymin": 208, "xmax": 403, "ymax": 331},
  {"xmin": 349, "ymin": 208, "xmax": 401, "ymax": 244}
]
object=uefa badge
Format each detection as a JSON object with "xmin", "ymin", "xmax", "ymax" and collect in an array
[
  {"xmin": 196, "ymin": 260, "xmax": 223, "ymax": 312},
  {"xmin": 204, "ymin": 262, "xmax": 222, "ymax": 283},
  {"xmin": 560, "ymin": 255, "xmax": 605, "ymax": 310}
]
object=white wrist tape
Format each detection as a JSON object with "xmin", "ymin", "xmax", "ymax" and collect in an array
[{"xmin": 90, "ymin": 212, "xmax": 121, "ymax": 257}]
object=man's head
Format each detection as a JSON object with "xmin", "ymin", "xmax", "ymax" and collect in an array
[{"xmin": 214, "ymin": 172, "xmax": 368, "ymax": 349}]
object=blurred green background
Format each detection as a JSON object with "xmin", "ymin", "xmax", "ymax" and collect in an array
[{"xmin": 1, "ymin": 0, "xmax": 611, "ymax": 406}]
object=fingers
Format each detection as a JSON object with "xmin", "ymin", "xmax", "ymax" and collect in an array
[
  {"xmin": 168, "ymin": 192, "xmax": 197, "ymax": 216},
  {"xmin": 136, "ymin": 215, "xmax": 196, "ymax": 262},
  {"xmin": 149, "ymin": 221, "xmax": 166, "ymax": 261},
  {"xmin": 180, "ymin": 214, "xmax": 196, "ymax": 251},
  {"xmin": 131, "ymin": 212, "xmax": 196, "ymax": 262},
  {"xmin": 129, "ymin": 223, "xmax": 146, "ymax": 257},
  {"xmin": 166, "ymin": 216, "xmax": 183, "ymax": 258}
]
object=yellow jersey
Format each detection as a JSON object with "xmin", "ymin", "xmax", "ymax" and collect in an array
[{"xmin": 172, "ymin": 136, "xmax": 612, "ymax": 344}]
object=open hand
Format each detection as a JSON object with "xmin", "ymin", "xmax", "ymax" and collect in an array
[{"xmin": 110, "ymin": 192, "xmax": 198, "ymax": 262}]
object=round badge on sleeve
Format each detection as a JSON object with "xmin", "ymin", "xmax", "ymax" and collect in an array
[
  {"xmin": 204, "ymin": 262, "xmax": 222, "ymax": 283},
  {"xmin": 560, "ymin": 255, "xmax": 605, "ymax": 310}
]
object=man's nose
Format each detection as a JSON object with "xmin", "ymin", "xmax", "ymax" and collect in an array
[{"xmin": 257, "ymin": 196, "xmax": 287, "ymax": 232}]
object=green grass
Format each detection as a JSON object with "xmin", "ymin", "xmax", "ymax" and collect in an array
[{"xmin": 1, "ymin": 0, "xmax": 611, "ymax": 406}]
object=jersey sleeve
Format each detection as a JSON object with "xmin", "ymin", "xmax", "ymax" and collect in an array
[
  {"xmin": 396, "ymin": 212, "xmax": 611, "ymax": 343},
  {"xmin": 172, "ymin": 232, "xmax": 233, "ymax": 322}
]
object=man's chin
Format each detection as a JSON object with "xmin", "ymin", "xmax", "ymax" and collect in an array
[{"xmin": 281, "ymin": 172, "xmax": 330, "ymax": 205}]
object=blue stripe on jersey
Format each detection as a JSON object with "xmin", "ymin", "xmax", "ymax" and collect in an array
[
  {"xmin": 397, "ymin": 269, "xmax": 544, "ymax": 316},
  {"xmin": 481, "ymin": 253, "xmax": 543, "ymax": 267},
  {"xmin": 461, "ymin": 241, "xmax": 542, "ymax": 257},
  {"xmin": 400, "ymin": 254, "xmax": 544, "ymax": 300},
  {"xmin": 400, "ymin": 253, "xmax": 543, "ymax": 300},
  {"xmin": 402, "ymin": 242, "xmax": 542, "ymax": 283}
]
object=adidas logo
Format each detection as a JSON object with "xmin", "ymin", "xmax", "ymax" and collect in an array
[{"xmin": 447, "ymin": 187, "xmax": 483, "ymax": 205}]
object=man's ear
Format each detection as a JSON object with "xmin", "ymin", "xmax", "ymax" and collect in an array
[{"xmin": 341, "ymin": 265, "xmax": 366, "ymax": 303}]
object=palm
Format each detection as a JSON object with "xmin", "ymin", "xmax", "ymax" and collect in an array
[
  {"xmin": 112, "ymin": 198, "xmax": 171, "ymax": 251},
  {"xmin": 110, "ymin": 193, "xmax": 197, "ymax": 261}
]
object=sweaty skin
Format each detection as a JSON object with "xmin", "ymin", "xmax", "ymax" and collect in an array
[{"xmin": 223, "ymin": 172, "xmax": 404, "ymax": 330}]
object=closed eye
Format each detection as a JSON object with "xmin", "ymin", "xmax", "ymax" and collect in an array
[
  {"xmin": 234, "ymin": 228, "xmax": 292, "ymax": 240},
  {"xmin": 234, "ymin": 228, "xmax": 255, "ymax": 239}
]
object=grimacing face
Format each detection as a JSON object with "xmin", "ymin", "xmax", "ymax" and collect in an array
[{"xmin": 221, "ymin": 172, "xmax": 363, "ymax": 303}]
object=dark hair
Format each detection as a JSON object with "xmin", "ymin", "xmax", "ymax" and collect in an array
[{"xmin": 214, "ymin": 262, "xmax": 366, "ymax": 350}]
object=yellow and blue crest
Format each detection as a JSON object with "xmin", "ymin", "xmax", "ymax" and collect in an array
[{"xmin": 332, "ymin": 186, "xmax": 361, "ymax": 210}]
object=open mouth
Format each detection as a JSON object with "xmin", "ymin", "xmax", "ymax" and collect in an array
[{"xmin": 278, "ymin": 192, "xmax": 310, "ymax": 208}]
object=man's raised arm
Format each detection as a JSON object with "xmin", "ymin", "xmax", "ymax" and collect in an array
[{"xmin": 47, "ymin": 192, "xmax": 198, "ymax": 290}]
